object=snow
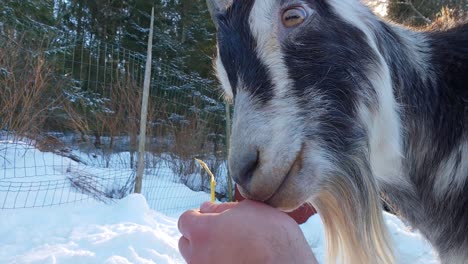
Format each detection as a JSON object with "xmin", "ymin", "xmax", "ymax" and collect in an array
[
  {"xmin": 0, "ymin": 194, "xmax": 438, "ymax": 264},
  {"xmin": 0, "ymin": 140, "xmax": 439, "ymax": 264},
  {"xmin": 0, "ymin": 194, "xmax": 184, "ymax": 264},
  {"xmin": 365, "ymin": 0, "xmax": 389, "ymax": 17},
  {"xmin": 0, "ymin": 140, "xmax": 214, "ymax": 215}
]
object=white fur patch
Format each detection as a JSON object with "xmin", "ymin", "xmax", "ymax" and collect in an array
[
  {"xmin": 434, "ymin": 141, "xmax": 468, "ymax": 198},
  {"xmin": 369, "ymin": 66, "xmax": 404, "ymax": 185},
  {"xmin": 215, "ymin": 51, "xmax": 234, "ymax": 100},
  {"xmin": 261, "ymin": 97, "xmax": 305, "ymax": 170},
  {"xmin": 357, "ymin": 56, "xmax": 404, "ymax": 186},
  {"xmin": 359, "ymin": 101, "xmax": 404, "ymax": 187}
]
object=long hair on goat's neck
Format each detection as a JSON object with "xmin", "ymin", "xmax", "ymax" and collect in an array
[{"xmin": 313, "ymin": 157, "xmax": 394, "ymax": 264}]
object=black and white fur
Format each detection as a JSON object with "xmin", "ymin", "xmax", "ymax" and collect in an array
[{"xmin": 207, "ymin": 0, "xmax": 468, "ymax": 263}]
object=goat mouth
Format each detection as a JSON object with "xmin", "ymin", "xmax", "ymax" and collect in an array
[{"xmin": 263, "ymin": 145, "xmax": 305, "ymax": 204}]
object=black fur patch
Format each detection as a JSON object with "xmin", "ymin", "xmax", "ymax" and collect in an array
[{"xmin": 216, "ymin": 0, "xmax": 274, "ymax": 102}]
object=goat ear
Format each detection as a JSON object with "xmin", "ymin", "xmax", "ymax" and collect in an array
[{"xmin": 206, "ymin": 0, "xmax": 230, "ymax": 29}]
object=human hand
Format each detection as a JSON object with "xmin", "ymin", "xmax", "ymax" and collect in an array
[{"xmin": 178, "ymin": 200, "xmax": 318, "ymax": 264}]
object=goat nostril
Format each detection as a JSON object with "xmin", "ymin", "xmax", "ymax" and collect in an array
[{"xmin": 238, "ymin": 150, "xmax": 259, "ymax": 184}]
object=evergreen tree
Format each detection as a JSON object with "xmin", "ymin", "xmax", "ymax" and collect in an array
[{"xmin": 0, "ymin": 0, "xmax": 56, "ymax": 27}]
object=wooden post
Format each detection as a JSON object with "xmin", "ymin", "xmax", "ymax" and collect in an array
[
  {"xmin": 134, "ymin": 7, "xmax": 154, "ymax": 194},
  {"xmin": 225, "ymin": 102, "xmax": 233, "ymax": 201}
]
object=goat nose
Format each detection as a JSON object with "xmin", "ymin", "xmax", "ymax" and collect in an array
[{"xmin": 230, "ymin": 150, "xmax": 259, "ymax": 187}]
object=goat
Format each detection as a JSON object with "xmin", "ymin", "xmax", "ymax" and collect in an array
[{"xmin": 206, "ymin": 0, "xmax": 467, "ymax": 263}]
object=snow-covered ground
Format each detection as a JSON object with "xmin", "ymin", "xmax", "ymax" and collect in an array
[
  {"xmin": 0, "ymin": 194, "xmax": 185, "ymax": 264},
  {"xmin": 0, "ymin": 194, "xmax": 438, "ymax": 264},
  {"xmin": 365, "ymin": 0, "xmax": 389, "ymax": 16},
  {"xmin": 0, "ymin": 140, "xmax": 215, "ymax": 215},
  {"xmin": 0, "ymin": 140, "xmax": 438, "ymax": 263}
]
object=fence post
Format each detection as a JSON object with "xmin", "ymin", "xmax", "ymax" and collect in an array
[
  {"xmin": 225, "ymin": 101, "xmax": 233, "ymax": 201},
  {"xmin": 134, "ymin": 7, "xmax": 154, "ymax": 194}
]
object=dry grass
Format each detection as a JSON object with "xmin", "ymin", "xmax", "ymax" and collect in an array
[
  {"xmin": 428, "ymin": 6, "xmax": 468, "ymax": 30},
  {"xmin": 0, "ymin": 31, "xmax": 64, "ymax": 140}
]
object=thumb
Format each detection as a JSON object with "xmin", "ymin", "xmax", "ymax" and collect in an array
[{"xmin": 200, "ymin": 201, "xmax": 238, "ymax": 214}]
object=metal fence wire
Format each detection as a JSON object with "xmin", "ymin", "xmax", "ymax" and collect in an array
[{"xmin": 0, "ymin": 21, "xmax": 230, "ymax": 216}]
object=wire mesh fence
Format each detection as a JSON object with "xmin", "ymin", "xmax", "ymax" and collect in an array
[{"xmin": 0, "ymin": 21, "xmax": 230, "ymax": 215}]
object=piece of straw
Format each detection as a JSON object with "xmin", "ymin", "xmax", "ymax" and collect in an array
[{"xmin": 195, "ymin": 159, "xmax": 216, "ymax": 203}]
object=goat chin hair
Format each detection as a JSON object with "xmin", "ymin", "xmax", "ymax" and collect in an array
[{"xmin": 312, "ymin": 156, "xmax": 394, "ymax": 264}]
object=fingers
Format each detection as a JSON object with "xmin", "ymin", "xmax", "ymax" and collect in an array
[
  {"xmin": 178, "ymin": 209, "xmax": 200, "ymax": 239},
  {"xmin": 178, "ymin": 210, "xmax": 208, "ymax": 264},
  {"xmin": 200, "ymin": 202, "xmax": 238, "ymax": 214},
  {"xmin": 178, "ymin": 236, "xmax": 191, "ymax": 262},
  {"xmin": 178, "ymin": 208, "xmax": 220, "ymax": 263},
  {"xmin": 178, "ymin": 209, "xmax": 215, "ymax": 240}
]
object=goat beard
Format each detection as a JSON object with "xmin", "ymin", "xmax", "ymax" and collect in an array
[{"xmin": 312, "ymin": 155, "xmax": 395, "ymax": 264}]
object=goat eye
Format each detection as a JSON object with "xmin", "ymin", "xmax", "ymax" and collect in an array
[{"xmin": 282, "ymin": 7, "xmax": 307, "ymax": 28}]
